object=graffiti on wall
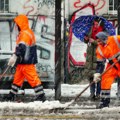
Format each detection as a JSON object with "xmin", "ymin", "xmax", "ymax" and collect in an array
[
  {"xmin": 68, "ymin": 0, "xmax": 108, "ymax": 15},
  {"xmin": 66, "ymin": 3, "xmax": 117, "ymax": 82},
  {"xmin": 33, "ymin": 15, "xmax": 55, "ymax": 81},
  {"xmin": 0, "ymin": 15, "xmax": 55, "ymax": 86},
  {"xmin": 33, "ymin": 0, "xmax": 55, "ymax": 9},
  {"xmin": 10, "ymin": 0, "xmax": 55, "ymax": 16}
]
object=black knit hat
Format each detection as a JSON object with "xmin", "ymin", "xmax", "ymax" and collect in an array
[{"xmin": 96, "ymin": 32, "xmax": 108, "ymax": 43}]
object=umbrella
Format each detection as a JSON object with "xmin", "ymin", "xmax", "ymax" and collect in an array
[{"xmin": 71, "ymin": 15, "xmax": 116, "ymax": 42}]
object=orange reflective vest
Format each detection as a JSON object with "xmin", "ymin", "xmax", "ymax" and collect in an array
[
  {"xmin": 99, "ymin": 36, "xmax": 120, "ymax": 89},
  {"xmin": 14, "ymin": 15, "xmax": 37, "ymax": 64}
]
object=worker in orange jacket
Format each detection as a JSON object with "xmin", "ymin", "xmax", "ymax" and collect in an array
[
  {"xmin": 94, "ymin": 32, "xmax": 120, "ymax": 108},
  {"xmin": 4, "ymin": 14, "xmax": 46, "ymax": 102}
]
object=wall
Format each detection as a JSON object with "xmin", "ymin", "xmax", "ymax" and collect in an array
[
  {"xmin": 65, "ymin": 0, "xmax": 108, "ymax": 17},
  {"xmin": 0, "ymin": 0, "xmax": 55, "ymax": 85},
  {"xmin": 65, "ymin": 1, "xmax": 117, "ymax": 83},
  {"xmin": 10, "ymin": 0, "xmax": 55, "ymax": 16}
]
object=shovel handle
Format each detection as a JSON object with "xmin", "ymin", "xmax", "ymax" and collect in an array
[{"xmin": 74, "ymin": 60, "xmax": 119, "ymax": 101}]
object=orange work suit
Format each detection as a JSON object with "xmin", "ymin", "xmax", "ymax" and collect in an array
[
  {"xmin": 100, "ymin": 36, "xmax": 120, "ymax": 90},
  {"xmin": 4, "ymin": 14, "xmax": 46, "ymax": 102},
  {"xmin": 13, "ymin": 15, "xmax": 41, "ymax": 88},
  {"xmin": 96, "ymin": 40, "xmax": 119, "ymax": 108}
]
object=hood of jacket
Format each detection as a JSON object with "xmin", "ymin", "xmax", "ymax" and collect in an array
[{"xmin": 14, "ymin": 14, "xmax": 29, "ymax": 31}]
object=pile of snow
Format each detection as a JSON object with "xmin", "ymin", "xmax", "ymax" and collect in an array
[{"xmin": 0, "ymin": 83, "xmax": 118, "ymax": 116}]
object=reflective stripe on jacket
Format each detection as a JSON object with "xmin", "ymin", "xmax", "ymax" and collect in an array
[{"xmin": 96, "ymin": 44, "xmax": 106, "ymax": 62}]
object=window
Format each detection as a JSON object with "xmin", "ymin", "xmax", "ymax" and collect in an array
[
  {"xmin": 0, "ymin": 22, "xmax": 11, "ymax": 51},
  {"xmin": 40, "ymin": 49, "xmax": 50, "ymax": 59},
  {"xmin": 109, "ymin": 0, "xmax": 118, "ymax": 10},
  {"xmin": 0, "ymin": 0, "xmax": 9, "ymax": 12},
  {"xmin": 109, "ymin": 0, "xmax": 117, "ymax": 14},
  {"xmin": 37, "ymin": 46, "xmax": 50, "ymax": 60}
]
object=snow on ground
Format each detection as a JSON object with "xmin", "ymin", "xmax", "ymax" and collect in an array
[
  {"xmin": 61, "ymin": 82, "xmax": 117, "ymax": 98},
  {"xmin": 0, "ymin": 82, "xmax": 119, "ymax": 120}
]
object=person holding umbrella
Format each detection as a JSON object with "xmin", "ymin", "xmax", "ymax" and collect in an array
[{"xmin": 83, "ymin": 18, "xmax": 104, "ymax": 100}]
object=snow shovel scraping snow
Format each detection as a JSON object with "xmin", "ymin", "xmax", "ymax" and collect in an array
[{"xmin": 63, "ymin": 60, "xmax": 119, "ymax": 110}]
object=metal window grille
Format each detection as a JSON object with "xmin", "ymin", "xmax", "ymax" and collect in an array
[
  {"xmin": 108, "ymin": 0, "xmax": 117, "ymax": 14},
  {"xmin": 0, "ymin": 0, "xmax": 9, "ymax": 12}
]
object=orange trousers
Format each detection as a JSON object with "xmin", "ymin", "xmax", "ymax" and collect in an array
[
  {"xmin": 13, "ymin": 64, "xmax": 41, "ymax": 87},
  {"xmin": 101, "ymin": 63, "xmax": 120, "ymax": 90}
]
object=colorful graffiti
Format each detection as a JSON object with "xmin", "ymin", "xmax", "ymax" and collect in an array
[
  {"xmin": 68, "ymin": 0, "xmax": 108, "ymax": 15},
  {"xmin": 74, "ymin": 0, "xmax": 106, "ymax": 10},
  {"xmin": 65, "ymin": 3, "xmax": 117, "ymax": 83},
  {"xmin": 0, "ymin": 0, "xmax": 117, "ymax": 85},
  {"xmin": 22, "ymin": 0, "xmax": 55, "ymax": 15},
  {"xmin": 0, "ymin": 15, "xmax": 55, "ymax": 86}
]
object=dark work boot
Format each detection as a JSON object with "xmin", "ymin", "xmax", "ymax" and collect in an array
[
  {"xmin": 97, "ymin": 102, "xmax": 109, "ymax": 109},
  {"xmin": 34, "ymin": 84, "xmax": 46, "ymax": 102},
  {"xmin": 96, "ymin": 98, "xmax": 110, "ymax": 109},
  {"xmin": 3, "ymin": 92, "xmax": 15, "ymax": 101},
  {"xmin": 97, "ymin": 89, "xmax": 111, "ymax": 109},
  {"xmin": 35, "ymin": 93, "xmax": 46, "ymax": 102},
  {"xmin": 3, "ymin": 84, "xmax": 20, "ymax": 102}
]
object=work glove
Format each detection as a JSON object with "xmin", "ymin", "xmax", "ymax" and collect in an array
[
  {"xmin": 8, "ymin": 54, "xmax": 17, "ymax": 67},
  {"xmin": 93, "ymin": 73, "xmax": 101, "ymax": 83},
  {"xmin": 89, "ymin": 38, "xmax": 94, "ymax": 43},
  {"xmin": 84, "ymin": 36, "xmax": 89, "ymax": 41}
]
